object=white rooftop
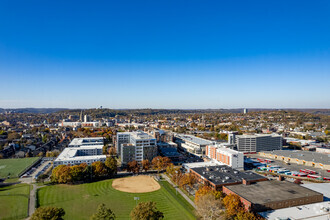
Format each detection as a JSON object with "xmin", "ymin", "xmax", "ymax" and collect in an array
[
  {"xmin": 183, "ymin": 160, "xmax": 222, "ymax": 169},
  {"xmin": 302, "ymin": 183, "xmax": 330, "ymax": 201},
  {"xmin": 69, "ymin": 137, "xmax": 104, "ymax": 146},
  {"xmin": 259, "ymin": 201, "xmax": 330, "ymax": 220}
]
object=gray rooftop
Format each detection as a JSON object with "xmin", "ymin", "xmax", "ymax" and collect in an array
[
  {"xmin": 176, "ymin": 134, "xmax": 214, "ymax": 146},
  {"xmin": 225, "ymin": 180, "xmax": 323, "ymax": 205},
  {"xmin": 191, "ymin": 165, "xmax": 266, "ymax": 185},
  {"xmin": 265, "ymin": 150, "xmax": 330, "ymax": 165}
]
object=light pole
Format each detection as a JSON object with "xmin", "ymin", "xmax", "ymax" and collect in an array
[{"xmin": 134, "ymin": 197, "xmax": 140, "ymax": 206}]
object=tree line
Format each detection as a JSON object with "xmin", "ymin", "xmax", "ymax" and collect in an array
[{"xmin": 51, "ymin": 157, "xmax": 117, "ymax": 184}]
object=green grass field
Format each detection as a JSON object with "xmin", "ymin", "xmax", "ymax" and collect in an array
[
  {"xmin": 37, "ymin": 178, "xmax": 196, "ymax": 220},
  {"xmin": 0, "ymin": 184, "xmax": 31, "ymax": 220},
  {"xmin": 0, "ymin": 157, "xmax": 39, "ymax": 178}
]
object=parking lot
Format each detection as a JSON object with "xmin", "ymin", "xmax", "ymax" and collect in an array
[
  {"xmin": 20, "ymin": 160, "xmax": 52, "ymax": 183},
  {"xmin": 246, "ymin": 154, "xmax": 330, "ymax": 179}
]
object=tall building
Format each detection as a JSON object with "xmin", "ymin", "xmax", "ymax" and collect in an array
[
  {"xmin": 84, "ymin": 114, "xmax": 91, "ymax": 122},
  {"xmin": 243, "ymin": 108, "xmax": 248, "ymax": 114},
  {"xmin": 206, "ymin": 144, "xmax": 244, "ymax": 169},
  {"xmin": 235, "ymin": 134, "xmax": 282, "ymax": 153},
  {"xmin": 117, "ymin": 131, "xmax": 157, "ymax": 165}
]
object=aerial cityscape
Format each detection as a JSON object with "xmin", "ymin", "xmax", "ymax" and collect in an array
[{"xmin": 1, "ymin": 1, "xmax": 330, "ymax": 220}]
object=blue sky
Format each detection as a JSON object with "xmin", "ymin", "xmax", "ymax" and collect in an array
[{"xmin": 0, "ymin": 0, "xmax": 329, "ymax": 109}]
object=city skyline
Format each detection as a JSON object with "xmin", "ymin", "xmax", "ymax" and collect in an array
[{"xmin": 1, "ymin": 0, "xmax": 329, "ymax": 108}]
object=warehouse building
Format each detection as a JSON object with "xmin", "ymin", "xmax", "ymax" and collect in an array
[
  {"xmin": 259, "ymin": 150, "xmax": 330, "ymax": 170},
  {"xmin": 189, "ymin": 165, "xmax": 267, "ymax": 191},
  {"xmin": 206, "ymin": 145, "xmax": 244, "ymax": 169},
  {"xmin": 223, "ymin": 180, "xmax": 324, "ymax": 212},
  {"xmin": 259, "ymin": 201, "xmax": 330, "ymax": 220}
]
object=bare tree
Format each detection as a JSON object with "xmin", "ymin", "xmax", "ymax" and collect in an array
[{"xmin": 195, "ymin": 194, "xmax": 224, "ymax": 220}]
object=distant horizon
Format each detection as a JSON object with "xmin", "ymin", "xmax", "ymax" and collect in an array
[
  {"xmin": 1, "ymin": 1, "xmax": 329, "ymax": 108},
  {"xmin": 1, "ymin": 107, "xmax": 329, "ymax": 110}
]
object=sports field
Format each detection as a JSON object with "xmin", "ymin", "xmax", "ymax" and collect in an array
[
  {"xmin": 37, "ymin": 178, "xmax": 196, "ymax": 220},
  {"xmin": 0, "ymin": 157, "xmax": 39, "ymax": 178},
  {"xmin": 0, "ymin": 184, "xmax": 31, "ymax": 220}
]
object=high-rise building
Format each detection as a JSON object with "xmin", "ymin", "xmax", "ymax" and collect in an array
[
  {"xmin": 84, "ymin": 114, "xmax": 91, "ymax": 122},
  {"xmin": 244, "ymin": 108, "xmax": 248, "ymax": 114},
  {"xmin": 117, "ymin": 131, "xmax": 157, "ymax": 165},
  {"xmin": 235, "ymin": 134, "xmax": 282, "ymax": 153}
]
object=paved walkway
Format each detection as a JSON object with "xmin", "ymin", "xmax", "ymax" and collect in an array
[
  {"xmin": 161, "ymin": 174, "xmax": 196, "ymax": 209},
  {"xmin": 26, "ymin": 183, "xmax": 45, "ymax": 219}
]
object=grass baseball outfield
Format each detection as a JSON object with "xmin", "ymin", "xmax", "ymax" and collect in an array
[{"xmin": 37, "ymin": 176, "xmax": 196, "ymax": 219}]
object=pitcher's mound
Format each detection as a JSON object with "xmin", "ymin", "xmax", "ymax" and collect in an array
[{"xmin": 112, "ymin": 175, "xmax": 160, "ymax": 193}]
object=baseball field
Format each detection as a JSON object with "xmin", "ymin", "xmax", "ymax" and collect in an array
[
  {"xmin": 37, "ymin": 176, "xmax": 196, "ymax": 219},
  {"xmin": 0, "ymin": 157, "xmax": 39, "ymax": 178}
]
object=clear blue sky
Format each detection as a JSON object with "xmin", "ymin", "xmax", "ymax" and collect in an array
[{"xmin": 0, "ymin": 0, "xmax": 329, "ymax": 109}]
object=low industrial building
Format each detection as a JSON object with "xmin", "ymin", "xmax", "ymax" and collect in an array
[
  {"xmin": 259, "ymin": 201, "xmax": 330, "ymax": 220},
  {"xmin": 175, "ymin": 134, "xmax": 215, "ymax": 155},
  {"xmin": 223, "ymin": 180, "xmax": 324, "ymax": 212},
  {"xmin": 189, "ymin": 165, "xmax": 267, "ymax": 191},
  {"xmin": 259, "ymin": 150, "xmax": 330, "ymax": 170},
  {"xmin": 206, "ymin": 145, "xmax": 244, "ymax": 169}
]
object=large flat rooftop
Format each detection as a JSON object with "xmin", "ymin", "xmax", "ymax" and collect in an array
[
  {"xmin": 224, "ymin": 180, "xmax": 323, "ymax": 205},
  {"xmin": 176, "ymin": 134, "xmax": 214, "ymax": 146},
  {"xmin": 264, "ymin": 150, "xmax": 330, "ymax": 165},
  {"xmin": 191, "ymin": 165, "xmax": 266, "ymax": 185},
  {"xmin": 259, "ymin": 201, "xmax": 330, "ymax": 220}
]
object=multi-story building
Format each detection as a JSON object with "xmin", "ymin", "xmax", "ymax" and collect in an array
[
  {"xmin": 54, "ymin": 137, "xmax": 106, "ymax": 167},
  {"xmin": 68, "ymin": 137, "xmax": 104, "ymax": 147},
  {"xmin": 117, "ymin": 131, "xmax": 157, "ymax": 165},
  {"xmin": 175, "ymin": 134, "xmax": 215, "ymax": 155},
  {"xmin": 235, "ymin": 134, "xmax": 282, "ymax": 153},
  {"xmin": 206, "ymin": 144, "xmax": 244, "ymax": 170}
]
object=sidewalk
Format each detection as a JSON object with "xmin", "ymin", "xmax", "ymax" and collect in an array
[{"xmin": 161, "ymin": 174, "xmax": 196, "ymax": 209}]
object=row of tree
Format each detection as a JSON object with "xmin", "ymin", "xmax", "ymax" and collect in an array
[
  {"xmin": 126, "ymin": 156, "xmax": 172, "ymax": 174},
  {"xmin": 51, "ymin": 157, "xmax": 117, "ymax": 184},
  {"xmin": 31, "ymin": 201, "xmax": 164, "ymax": 220}
]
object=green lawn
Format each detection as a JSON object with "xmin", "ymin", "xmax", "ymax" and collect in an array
[
  {"xmin": 37, "ymin": 178, "xmax": 196, "ymax": 220},
  {"xmin": 0, "ymin": 184, "xmax": 31, "ymax": 220},
  {"xmin": 0, "ymin": 157, "xmax": 39, "ymax": 178}
]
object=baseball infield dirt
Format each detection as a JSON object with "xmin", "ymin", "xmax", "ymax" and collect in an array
[{"xmin": 112, "ymin": 175, "xmax": 161, "ymax": 193}]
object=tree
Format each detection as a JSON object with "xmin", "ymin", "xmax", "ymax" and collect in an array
[
  {"xmin": 108, "ymin": 147, "xmax": 116, "ymax": 156},
  {"xmin": 38, "ymin": 152, "xmax": 44, "ymax": 157},
  {"xmin": 105, "ymin": 157, "xmax": 117, "ymax": 177},
  {"xmin": 141, "ymin": 159, "xmax": 151, "ymax": 172},
  {"xmin": 195, "ymin": 194, "xmax": 224, "ymax": 220},
  {"xmin": 180, "ymin": 173, "xmax": 197, "ymax": 188},
  {"xmin": 235, "ymin": 210, "xmax": 258, "ymax": 220},
  {"xmin": 223, "ymin": 194, "xmax": 245, "ymax": 218},
  {"xmin": 51, "ymin": 165, "xmax": 72, "ymax": 184},
  {"xmin": 152, "ymin": 156, "xmax": 172, "ymax": 174},
  {"xmin": 70, "ymin": 165, "xmax": 85, "ymax": 182},
  {"xmin": 130, "ymin": 201, "xmax": 164, "ymax": 220},
  {"xmin": 90, "ymin": 203, "xmax": 115, "ymax": 220},
  {"xmin": 195, "ymin": 185, "xmax": 214, "ymax": 203},
  {"xmin": 103, "ymin": 145, "xmax": 108, "ymax": 155},
  {"xmin": 31, "ymin": 206, "xmax": 65, "ymax": 220},
  {"xmin": 92, "ymin": 161, "xmax": 108, "ymax": 178},
  {"xmin": 127, "ymin": 160, "xmax": 140, "ymax": 174}
]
